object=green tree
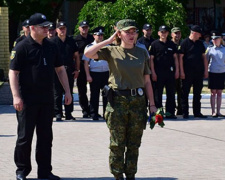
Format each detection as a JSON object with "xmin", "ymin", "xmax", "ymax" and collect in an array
[
  {"xmin": 0, "ymin": 0, "xmax": 79, "ymax": 50},
  {"xmin": 76, "ymin": 0, "xmax": 189, "ymax": 38}
]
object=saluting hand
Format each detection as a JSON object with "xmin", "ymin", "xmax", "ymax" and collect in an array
[
  {"xmin": 13, "ymin": 96, "xmax": 23, "ymax": 111},
  {"xmin": 64, "ymin": 92, "xmax": 72, "ymax": 105},
  {"xmin": 107, "ymin": 30, "xmax": 119, "ymax": 44}
]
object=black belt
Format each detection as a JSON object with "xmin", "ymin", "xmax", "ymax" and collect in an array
[{"xmin": 114, "ymin": 88, "xmax": 145, "ymax": 97}]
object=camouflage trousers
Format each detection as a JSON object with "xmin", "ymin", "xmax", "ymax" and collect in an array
[{"xmin": 105, "ymin": 95, "xmax": 147, "ymax": 179}]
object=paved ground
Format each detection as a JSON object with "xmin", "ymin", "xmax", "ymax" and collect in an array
[{"xmin": 0, "ymin": 90, "xmax": 225, "ymax": 180}]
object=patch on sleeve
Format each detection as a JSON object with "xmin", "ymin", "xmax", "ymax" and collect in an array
[
  {"xmin": 205, "ymin": 48, "xmax": 209, "ymax": 54},
  {"xmin": 10, "ymin": 51, "xmax": 16, "ymax": 60},
  {"xmin": 148, "ymin": 46, "xmax": 151, "ymax": 51},
  {"xmin": 178, "ymin": 45, "xmax": 181, "ymax": 50}
]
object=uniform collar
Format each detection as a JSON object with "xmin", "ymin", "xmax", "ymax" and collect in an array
[{"xmin": 213, "ymin": 45, "xmax": 223, "ymax": 48}]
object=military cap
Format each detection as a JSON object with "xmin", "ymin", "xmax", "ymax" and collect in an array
[
  {"xmin": 159, "ymin": 25, "xmax": 169, "ymax": 32},
  {"xmin": 22, "ymin": 19, "xmax": 29, "ymax": 27},
  {"xmin": 29, "ymin": 13, "xmax": 50, "ymax": 26},
  {"xmin": 49, "ymin": 23, "xmax": 56, "ymax": 30},
  {"xmin": 190, "ymin": 25, "xmax": 202, "ymax": 34},
  {"xmin": 79, "ymin": 21, "xmax": 89, "ymax": 27},
  {"xmin": 211, "ymin": 31, "xmax": 221, "ymax": 40},
  {"xmin": 171, "ymin": 27, "xmax": 181, "ymax": 33},
  {"xmin": 56, "ymin": 21, "xmax": 66, "ymax": 28},
  {"xmin": 143, "ymin": 24, "xmax": 152, "ymax": 30},
  {"xmin": 117, "ymin": 19, "xmax": 137, "ymax": 31},
  {"xmin": 92, "ymin": 26, "xmax": 104, "ymax": 35}
]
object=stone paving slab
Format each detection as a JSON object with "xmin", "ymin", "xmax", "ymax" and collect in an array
[{"xmin": 0, "ymin": 95, "xmax": 225, "ymax": 180}]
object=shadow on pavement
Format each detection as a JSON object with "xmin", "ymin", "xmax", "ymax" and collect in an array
[
  {"xmin": 53, "ymin": 178, "xmax": 177, "ymax": 180},
  {"xmin": 0, "ymin": 135, "xmax": 15, "ymax": 137},
  {"xmin": 0, "ymin": 105, "xmax": 15, "ymax": 114}
]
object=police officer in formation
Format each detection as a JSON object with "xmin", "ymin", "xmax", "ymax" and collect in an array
[
  {"xmin": 137, "ymin": 23, "xmax": 154, "ymax": 54},
  {"xmin": 179, "ymin": 25, "xmax": 208, "ymax": 119},
  {"xmin": 206, "ymin": 31, "xmax": 225, "ymax": 117},
  {"xmin": 52, "ymin": 21, "xmax": 80, "ymax": 121},
  {"xmin": 9, "ymin": 13, "xmax": 72, "ymax": 180},
  {"xmin": 150, "ymin": 25, "xmax": 179, "ymax": 119},
  {"xmin": 47, "ymin": 23, "xmax": 56, "ymax": 39},
  {"xmin": 13, "ymin": 19, "xmax": 30, "ymax": 47},
  {"xmin": 171, "ymin": 27, "xmax": 183, "ymax": 115},
  {"xmin": 74, "ymin": 21, "xmax": 94, "ymax": 118},
  {"xmin": 83, "ymin": 26, "xmax": 109, "ymax": 120}
]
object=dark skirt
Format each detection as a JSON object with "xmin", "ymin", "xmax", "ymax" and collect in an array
[{"xmin": 208, "ymin": 72, "xmax": 225, "ymax": 89}]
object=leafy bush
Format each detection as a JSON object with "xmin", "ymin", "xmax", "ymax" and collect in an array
[{"xmin": 75, "ymin": 0, "xmax": 189, "ymax": 38}]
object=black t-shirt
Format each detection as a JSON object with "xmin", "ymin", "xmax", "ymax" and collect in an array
[
  {"xmin": 14, "ymin": 35, "xmax": 27, "ymax": 47},
  {"xmin": 150, "ymin": 39, "xmax": 177, "ymax": 73},
  {"xmin": 10, "ymin": 35, "xmax": 63, "ymax": 104},
  {"xmin": 51, "ymin": 36, "xmax": 78, "ymax": 69},
  {"xmin": 179, "ymin": 38, "xmax": 205, "ymax": 73},
  {"xmin": 74, "ymin": 34, "xmax": 94, "ymax": 60},
  {"xmin": 137, "ymin": 36, "xmax": 154, "ymax": 53}
]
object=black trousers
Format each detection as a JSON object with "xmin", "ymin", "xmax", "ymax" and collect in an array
[
  {"xmin": 153, "ymin": 71, "xmax": 176, "ymax": 115},
  {"xmin": 175, "ymin": 78, "xmax": 183, "ymax": 114},
  {"xmin": 181, "ymin": 72, "xmax": 203, "ymax": 116},
  {"xmin": 15, "ymin": 104, "xmax": 54, "ymax": 177},
  {"xmin": 54, "ymin": 69, "xmax": 74, "ymax": 116},
  {"xmin": 77, "ymin": 63, "xmax": 89, "ymax": 114},
  {"xmin": 89, "ymin": 71, "xmax": 109, "ymax": 117}
]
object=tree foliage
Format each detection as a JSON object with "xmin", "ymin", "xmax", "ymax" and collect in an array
[
  {"xmin": 76, "ymin": 0, "xmax": 189, "ymax": 38},
  {"xmin": 0, "ymin": 0, "xmax": 76, "ymax": 50}
]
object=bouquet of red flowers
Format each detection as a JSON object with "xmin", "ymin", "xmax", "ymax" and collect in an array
[{"xmin": 149, "ymin": 107, "xmax": 165, "ymax": 129}]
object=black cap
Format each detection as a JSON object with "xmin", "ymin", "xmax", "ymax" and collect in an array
[
  {"xmin": 56, "ymin": 21, "xmax": 66, "ymax": 28},
  {"xmin": 190, "ymin": 25, "xmax": 202, "ymax": 34},
  {"xmin": 159, "ymin": 25, "xmax": 169, "ymax": 31},
  {"xmin": 29, "ymin": 13, "xmax": 50, "ymax": 26},
  {"xmin": 92, "ymin": 26, "xmax": 104, "ymax": 35},
  {"xmin": 211, "ymin": 30, "xmax": 221, "ymax": 39},
  {"xmin": 143, "ymin": 24, "xmax": 152, "ymax": 30},
  {"xmin": 79, "ymin": 21, "xmax": 89, "ymax": 27},
  {"xmin": 22, "ymin": 19, "xmax": 29, "ymax": 27},
  {"xmin": 49, "ymin": 23, "xmax": 56, "ymax": 30}
]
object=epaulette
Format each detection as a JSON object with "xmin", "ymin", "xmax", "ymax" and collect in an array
[{"xmin": 87, "ymin": 43, "xmax": 93, "ymax": 48}]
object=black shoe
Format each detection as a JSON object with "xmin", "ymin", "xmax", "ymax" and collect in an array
[
  {"xmin": 115, "ymin": 178, "xmax": 124, "ymax": 180},
  {"xmin": 183, "ymin": 114, "xmax": 189, "ymax": 119},
  {"xmin": 65, "ymin": 114, "xmax": 76, "ymax": 120},
  {"xmin": 165, "ymin": 115, "xmax": 177, "ymax": 119},
  {"xmin": 83, "ymin": 111, "xmax": 90, "ymax": 118},
  {"xmin": 92, "ymin": 115, "xmax": 99, "ymax": 121},
  {"xmin": 98, "ymin": 114, "xmax": 102, "ymax": 118},
  {"xmin": 194, "ymin": 113, "xmax": 207, "ymax": 118},
  {"xmin": 126, "ymin": 178, "xmax": 135, "ymax": 180},
  {"xmin": 176, "ymin": 110, "xmax": 183, "ymax": 115},
  {"xmin": 16, "ymin": 174, "xmax": 26, "ymax": 180},
  {"xmin": 38, "ymin": 172, "xmax": 60, "ymax": 180},
  {"xmin": 55, "ymin": 114, "xmax": 63, "ymax": 121}
]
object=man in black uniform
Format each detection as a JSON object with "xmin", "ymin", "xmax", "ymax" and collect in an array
[
  {"xmin": 47, "ymin": 23, "xmax": 56, "ymax": 39},
  {"xmin": 9, "ymin": 13, "xmax": 72, "ymax": 180},
  {"xmin": 137, "ymin": 23, "xmax": 154, "ymax": 54},
  {"xmin": 179, "ymin": 25, "xmax": 208, "ymax": 119},
  {"xmin": 74, "ymin": 21, "xmax": 94, "ymax": 118},
  {"xmin": 13, "ymin": 19, "xmax": 30, "ymax": 47},
  {"xmin": 52, "ymin": 21, "xmax": 80, "ymax": 121},
  {"xmin": 150, "ymin": 25, "xmax": 179, "ymax": 119},
  {"xmin": 171, "ymin": 27, "xmax": 183, "ymax": 115}
]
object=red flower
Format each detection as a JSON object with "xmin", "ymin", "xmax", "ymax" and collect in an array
[
  {"xmin": 155, "ymin": 114, "xmax": 163, "ymax": 124},
  {"xmin": 149, "ymin": 107, "xmax": 165, "ymax": 129}
]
